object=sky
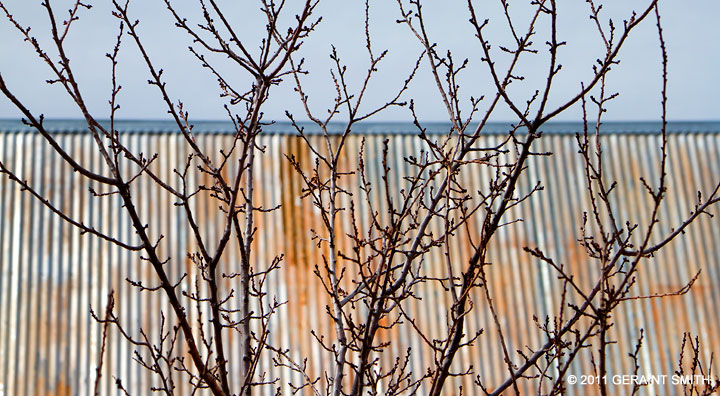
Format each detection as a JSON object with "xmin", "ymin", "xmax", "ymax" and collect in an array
[{"xmin": 0, "ymin": 0, "xmax": 718, "ymax": 123}]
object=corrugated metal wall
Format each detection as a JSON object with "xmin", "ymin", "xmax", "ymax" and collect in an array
[{"xmin": 0, "ymin": 124, "xmax": 718, "ymax": 395}]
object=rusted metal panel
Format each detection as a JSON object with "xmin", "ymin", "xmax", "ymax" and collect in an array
[{"xmin": 0, "ymin": 121, "xmax": 718, "ymax": 395}]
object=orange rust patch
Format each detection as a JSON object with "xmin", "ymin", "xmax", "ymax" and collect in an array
[
  {"xmin": 36, "ymin": 374, "xmax": 72, "ymax": 396},
  {"xmin": 54, "ymin": 377, "xmax": 72, "ymax": 396}
]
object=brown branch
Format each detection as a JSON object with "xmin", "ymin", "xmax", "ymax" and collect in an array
[
  {"xmin": 0, "ymin": 76, "xmax": 118, "ymax": 185},
  {"xmin": 0, "ymin": 161, "xmax": 142, "ymax": 250},
  {"xmin": 93, "ymin": 291, "xmax": 115, "ymax": 396}
]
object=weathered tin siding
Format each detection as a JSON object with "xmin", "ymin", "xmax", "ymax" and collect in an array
[{"xmin": 0, "ymin": 122, "xmax": 718, "ymax": 395}]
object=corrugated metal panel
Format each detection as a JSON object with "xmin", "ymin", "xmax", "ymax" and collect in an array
[{"xmin": 0, "ymin": 123, "xmax": 718, "ymax": 395}]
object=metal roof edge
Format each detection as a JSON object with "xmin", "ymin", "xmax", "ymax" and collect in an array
[{"xmin": 1, "ymin": 119, "xmax": 719, "ymax": 135}]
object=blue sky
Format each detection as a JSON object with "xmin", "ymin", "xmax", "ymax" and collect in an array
[{"xmin": 0, "ymin": 0, "xmax": 718, "ymax": 122}]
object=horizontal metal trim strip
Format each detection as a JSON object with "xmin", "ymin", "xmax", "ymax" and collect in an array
[{"xmin": 1, "ymin": 119, "xmax": 720, "ymax": 135}]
